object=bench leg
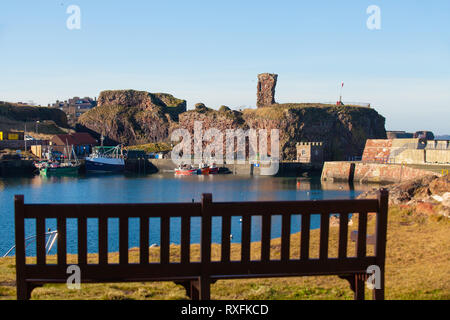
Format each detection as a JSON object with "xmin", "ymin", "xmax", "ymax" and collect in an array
[
  {"xmin": 354, "ymin": 274, "xmax": 365, "ymax": 300},
  {"xmin": 372, "ymin": 269, "xmax": 385, "ymax": 300},
  {"xmin": 17, "ymin": 281, "xmax": 39, "ymax": 300},
  {"xmin": 16, "ymin": 280, "xmax": 29, "ymax": 301},
  {"xmin": 199, "ymin": 276, "xmax": 211, "ymax": 300},
  {"xmin": 339, "ymin": 274, "xmax": 365, "ymax": 300}
]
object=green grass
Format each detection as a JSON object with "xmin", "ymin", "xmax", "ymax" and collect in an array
[
  {"xmin": 0, "ymin": 206, "xmax": 448, "ymax": 300},
  {"xmin": 126, "ymin": 142, "xmax": 172, "ymax": 153}
]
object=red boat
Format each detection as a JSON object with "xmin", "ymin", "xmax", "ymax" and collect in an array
[{"xmin": 175, "ymin": 164, "xmax": 198, "ymax": 176}]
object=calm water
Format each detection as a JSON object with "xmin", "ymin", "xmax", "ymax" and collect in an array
[{"xmin": 0, "ymin": 173, "xmax": 375, "ymax": 256}]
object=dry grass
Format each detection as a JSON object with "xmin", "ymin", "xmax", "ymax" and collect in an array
[{"xmin": 0, "ymin": 206, "xmax": 448, "ymax": 300}]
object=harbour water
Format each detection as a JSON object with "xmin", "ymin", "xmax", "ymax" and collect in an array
[{"xmin": 0, "ymin": 174, "xmax": 377, "ymax": 256}]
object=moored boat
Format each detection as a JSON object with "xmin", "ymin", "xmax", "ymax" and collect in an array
[
  {"xmin": 175, "ymin": 164, "xmax": 198, "ymax": 176},
  {"xmin": 86, "ymin": 145, "xmax": 125, "ymax": 173},
  {"xmin": 208, "ymin": 164, "xmax": 219, "ymax": 174},
  {"xmin": 40, "ymin": 162, "xmax": 80, "ymax": 176}
]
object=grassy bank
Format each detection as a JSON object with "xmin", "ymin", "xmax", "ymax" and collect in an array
[{"xmin": 0, "ymin": 206, "xmax": 448, "ymax": 300}]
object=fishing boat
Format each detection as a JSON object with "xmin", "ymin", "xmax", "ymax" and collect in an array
[
  {"xmin": 85, "ymin": 145, "xmax": 125, "ymax": 173},
  {"xmin": 38, "ymin": 144, "xmax": 81, "ymax": 176},
  {"xmin": 208, "ymin": 163, "xmax": 219, "ymax": 174},
  {"xmin": 199, "ymin": 162, "xmax": 210, "ymax": 175},
  {"xmin": 40, "ymin": 161, "xmax": 80, "ymax": 176},
  {"xmin": 175, "ymin": 164, "xmax": 198, "ymax": 176}
]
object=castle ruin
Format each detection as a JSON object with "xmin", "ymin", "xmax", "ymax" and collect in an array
[{"xmin": 257, "ymin": 73, "xmax": 278, "ymax": 108}]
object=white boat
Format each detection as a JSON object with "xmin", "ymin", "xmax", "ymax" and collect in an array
[{"xmin": 86, "ymin": 145, "xmax": 125, "ymax": 173}]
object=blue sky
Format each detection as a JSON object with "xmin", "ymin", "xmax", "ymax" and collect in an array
[{"xmin": 0, "ymin": 1, "xmax": 449, "ymax": 134}]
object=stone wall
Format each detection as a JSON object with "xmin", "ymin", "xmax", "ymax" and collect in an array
[
  {"xmin": 321, "ymin": 162, "xmax": 355, "ymax": 182},
  {"xmin": 321, "ymin": 161, "xmax": 439, "ymax": 183},
  {"xmin": 427, "ymin": 150, "xmax": 450, "ymax": 164},
  {"xmin": 362, "ymin": 138, "xmax": 450, "ymax": 164}
]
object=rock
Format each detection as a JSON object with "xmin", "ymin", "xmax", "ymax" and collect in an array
[
  {"xmin": 243, "ymin": 104, "xmax": 386, "ymax": 160},
  {"xmin": 257, "ymin": 73, "xmax": 278, "ymax": 108},
  {"xmin": 415, "ymin": 201, "xmax": 436, "ymax": 216},
  {"xmin": 359, "ymin": 175, "xmax": 450, "ymax": 218},
  {"xmin": 78, "ymin": 90, "xmax": 186, "ymax": 145}
]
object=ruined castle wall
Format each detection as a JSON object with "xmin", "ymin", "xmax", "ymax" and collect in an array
[{"xmin": 257, "ymin": 73, "xmax": 278, "ymax": 108}]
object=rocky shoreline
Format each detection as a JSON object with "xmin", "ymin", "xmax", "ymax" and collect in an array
[{"xmin": 358, "ymin": 175, "xmax": 450, "ymax": 218}]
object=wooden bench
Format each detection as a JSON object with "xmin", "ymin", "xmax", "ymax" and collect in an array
[{"xmin": 14, "ymin": 189, "xmax": 389, "ymax": 300}]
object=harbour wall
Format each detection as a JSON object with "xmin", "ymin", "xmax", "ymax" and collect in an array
[
  {"xmin": 148, "ymin": 159, "xmax": 322, "ymax": 176},
  {"xmin": 0, "ymin": 160, "xmax": 35, "ymax": 177},
  {"xmin": 321, "ymin": 161, "xmax": 446, "ymax": 184},
  {"xmin": 362, "ymin": 139, "xmax": 450, "ymax": 164}
]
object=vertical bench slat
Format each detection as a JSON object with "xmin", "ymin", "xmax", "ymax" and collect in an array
[
  {"xmin": 160, "ymin": 216, "xmax": 170, "ymax": 264},
  {"xmin": 119, "ymin": 217, "xmax": 129, "ymax": 265},
  {"xmin": 78, "ymin": 217, "xmax": 87, "ymax": 265},
  {"xmin": 281, "ymin": 213, "xmax": 291, "ymax": 261},
  {"xmin": 181, "ymin": 216, "xmax": 190, "ymax": 264},
  {"xmin": 36, "ymin": 217, "xmax": 46, "ymax": 265},
  {"xmin": 140, "ymin": 216, "xmax": 149, "ymax": 264},
  {"xmin": 221, "ymin": 216, "xmax": 231, "ymax": 262},
  {"xmin": 300, "ymin": 214, "xmax": 310, "ymax": 260},
  {"xmin": 357, "ymin": 212, "xmax": 368, "ymax": 258},
  {"xmin": 319, "ymin": 213, "xmax": 330, "ymax": 260},
  {"xmin": 261, "ymin": 214, "xmax": 271, "ymax": 261},
  {"xmin": 241, "ymin": 215, "xmax": 251, "ymax": 262},
  {"xmin": 99, "ymin": 217, "xmax": 108, "ymax": 265},
  {"xmin": 374, "ymin": 189, "xmax": 389, "ymax": 300},
  {"xmin": 201, "ymin": 194, "xmax": 212, "ymax": 264},
  {"xmin": 338, "ymin": 213, "xmax": 349, "ymax": 259},
  {"xmin": 57, "ymin": 218, "xmax": 67, "ymax": 265},
  {"xmin": 14, "ymin": 196, "xmax": 27, "ymax": 300}
]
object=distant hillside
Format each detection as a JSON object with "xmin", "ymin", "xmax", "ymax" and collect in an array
[
  {"xmin": 0, "ymin": 102, "xmax": 69, "ymax": 134},
  {"xmin": 436, "ymin": 135, "xmax": 450, "ymax": 140}
]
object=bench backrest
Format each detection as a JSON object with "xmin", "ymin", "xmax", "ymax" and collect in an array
[{"xmin": 15, "ymin": 189, "xmax": 388, "ymax": 283}]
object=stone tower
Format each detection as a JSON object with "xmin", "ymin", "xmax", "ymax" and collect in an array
[{"xmin": 257, "ymin": 73, "xmax": 278, "ymax": 108}]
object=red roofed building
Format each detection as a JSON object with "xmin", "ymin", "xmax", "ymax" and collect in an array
[{"xmin": 50, "ymin": 132, "xmax": 97, "ymax": 156}]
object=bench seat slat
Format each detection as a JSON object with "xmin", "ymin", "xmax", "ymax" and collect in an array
[{"xmin": 22, "ymin": 257, "xmax": 378, "ymax": 281}]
